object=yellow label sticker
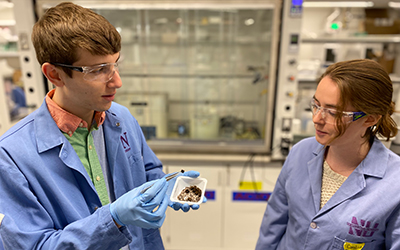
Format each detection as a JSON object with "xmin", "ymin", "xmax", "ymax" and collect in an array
[
  {"xmin": 239, "ymin": 181, "xmax": 262, "ymax": 190},
  {"xmin": 343, "ymin": 242, "xmax": 365, "ymax": 250}
]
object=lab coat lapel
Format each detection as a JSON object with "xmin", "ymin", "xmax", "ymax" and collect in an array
[
  {"xmin": 320, "ymin": 139, "xmax": 387, "ymax": 212},
  {"xmin": 58, "ymin": 142, "xmax": 94, "ymax": 184},
  {"xmin": 317, "ymin": 139, "xmax": 388, "ymax": 216},
  {"xmin": 102, "ymin": 109, "xmax": 122, "ymax": 182},
  {"xmin": 318, "ymin": 168, "xmax": 366, "ymax": 216},
  {"xmin": 35, "ymin": 100, "xmax": 66, "ymax": 153},
  {"xmin": 307, "ymin": 146, "xmax": 325, "ymax": 214},
  {"xmin": 58, "ymin": 142, "xmax": 104, "ymax": 207},
  {"xmin": 34, "ymin": 100, "xmax": 101, "ymax": 200}
]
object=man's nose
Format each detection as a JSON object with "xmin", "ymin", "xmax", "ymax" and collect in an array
[{"xmin": 107, "ymin": 70, "xmax": 122, "ymax": 89}]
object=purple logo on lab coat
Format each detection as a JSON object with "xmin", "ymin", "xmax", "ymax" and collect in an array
[
  {"xmin": 347, "ymin": 216, "xmax": 379, "ymax": 237},
  {"xmin": 120, "ymin": 132, "xmax": 131, "ymax": 152}
]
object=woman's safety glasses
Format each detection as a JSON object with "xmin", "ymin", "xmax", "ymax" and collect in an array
[
  {"xmin": 52, "ymin": 62, "xmax": 119, "ymax": 82},
  {"xmin": 310, "ymin": 99, "xmax": 366, "ymax": 124}
]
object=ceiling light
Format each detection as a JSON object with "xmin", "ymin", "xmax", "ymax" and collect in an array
[
  {"xmin": 303, "ymin": 1, "xmax": 374, "ymax": 8},
  {"xmin": 0, "ymin": 2, "xmax": 13, "ymax": 9},
  {"xmin": 244, "ymin": 19, "xmax": 255, "ymax": 26},
  {"xmin": 389, "ymin": 2, "xmax": 400, "ymax": 8}
]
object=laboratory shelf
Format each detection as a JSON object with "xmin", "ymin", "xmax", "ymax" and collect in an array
[
  {"xmin": 390, "ymin": 75, "xmax": 400, "ymax": 84},
  {"xmin": 0, "ymin": 51, "xmax": 19, "ymax": 57},
  {"xmin": 298, "ymin": 74, "xmax": 400, "ymax": 84},
  {"xmin": 119, "ymin": 72, "xmax": 255, "ymax": 79},
  {"xmin": 0, "ymin": 19, "xmax": 16, "ymax": 26},
  {"xmin": 301, "ymin": 34, "xmax": 400, "ymax": 44}
]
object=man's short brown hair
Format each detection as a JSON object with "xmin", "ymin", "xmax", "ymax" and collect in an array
[{"xmin": 32, "ymin": 2, "xmax": 121, "ymax": 76}]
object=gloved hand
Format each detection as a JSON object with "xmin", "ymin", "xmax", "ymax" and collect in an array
[
  {"xmin": 110, "ymin": 178, "xmax": 169, "ymax": 229},
  {"xmin": 169, "ymin": 196, "xmax": 208, "ymax": 212},
  {"xmin": 166, "ymin": 170, "xmax": 207, "ymax": 212}
]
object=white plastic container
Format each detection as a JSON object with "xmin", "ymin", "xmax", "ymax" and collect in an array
[{"xmin": 170, "ymin": 176, "xmax": 207, "ymax": 205}]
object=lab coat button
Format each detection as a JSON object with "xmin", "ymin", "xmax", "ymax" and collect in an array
[{"xmin": 310, "ymin": 222, "xmax": 317, "ymax": 229}]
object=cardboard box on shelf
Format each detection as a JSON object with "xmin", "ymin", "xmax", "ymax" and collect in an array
[
  {"xmin": 378, "ymin": 56, "xmax": 395, "ymax": 74},
  {"xmin": 365, "ymin": 19, "xmax": 400, "ymax": 34},
  {"xmin": 365, "ymin": 8, "xmax": 388, "ymax": 19},
  {"xmin": 377, "ymin": 44, "xmax": 395, "ymax": 74},
  {"xmin": 364, "ymin": 8, "xmax": 400, "ymax": 34}
]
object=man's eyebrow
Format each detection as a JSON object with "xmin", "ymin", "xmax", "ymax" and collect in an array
[
  {"xmin": 89, "ymin": 56, "xmax": 120, "ymax": 67},
  {"xmin": 97, "ymin": 54, "xmax": 120, "ymax": 65},
  {"xmin": 313, "ymin": 95, "xmax": 337, "ymax": 109}
]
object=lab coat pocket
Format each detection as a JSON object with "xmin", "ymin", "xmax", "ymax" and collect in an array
[
  {"xmin": 126, "ymin": 151, "xmax": 146, "ymax": 184},
  {"xmin": 127, "ymin": 150, "xmax": 143, "ymax": 166},
  {"xmin": 330, "ymin": 236, "xmax": 376, "ymax": 250},
  {"xmin": 142, "ymin": 228, "xmax": 163, "ymax": 248}
]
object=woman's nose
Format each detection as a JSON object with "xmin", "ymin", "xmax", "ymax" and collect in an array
[{"xmin": 312, "ymin": 108, "xmax": 325, "ymax": 123}]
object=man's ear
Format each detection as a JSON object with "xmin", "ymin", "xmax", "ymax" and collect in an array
[
  {"xmin": 364, "ymin": 114, "xmax": 382, "ymax": 128},
  {"xmin": 42, "ymin": 63, "xmax": 65, "ymax": 87}
]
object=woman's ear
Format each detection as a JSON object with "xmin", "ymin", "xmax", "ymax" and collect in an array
[
  {"xmin": 42, "ymin": 63, "xmax": 65, "ymax": 87},
  {"xmin": 364, "ymin": 114, "xmax": 382, "ymax": 128}
]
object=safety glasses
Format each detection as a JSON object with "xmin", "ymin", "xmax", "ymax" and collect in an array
[
  {"xmin": 52, "ymin": 62, "xmax": 119, "ymax": 82},
  {"xmin": 310, "ymin": 99, "xmax": 367, "ymax": 124}
]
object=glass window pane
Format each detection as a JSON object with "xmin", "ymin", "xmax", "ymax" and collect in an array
[{"xmin": 97, "ymin": 7, "xmax": 274, "ymax": 149}]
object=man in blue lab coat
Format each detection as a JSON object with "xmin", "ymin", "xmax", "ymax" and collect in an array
[{"xmin": 0, "ymin": 2, "xmax": 200, "ymax": 249}]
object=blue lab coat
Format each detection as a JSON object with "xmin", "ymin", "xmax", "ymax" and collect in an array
[
  {"xmin": 0, "ymin": 100, "xmax": 165, "ymax": 250},
  {"xmin": 256, "ymin": 137, "xmax": 400, "ymax": 250}
]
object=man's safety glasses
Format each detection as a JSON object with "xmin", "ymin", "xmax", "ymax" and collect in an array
[
  {"xmin": 52, "ymin": 62, "xmax": 119, "ymax": 82},
  {"xmin": 310, "ymin": 99, "xmax": 367, "ymax": 124}
]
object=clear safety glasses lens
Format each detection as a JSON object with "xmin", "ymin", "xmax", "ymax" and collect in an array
[
  {"xmin": 310, "ymin": 100, "xmax": 366, "ymax": 124},
  {"xmin": 310, "ymin": 102, "xmax": 337, "ymax": 124},
  {"xmin": 83, "ymin": 63, "xmax": 119, "ymax": 82}
]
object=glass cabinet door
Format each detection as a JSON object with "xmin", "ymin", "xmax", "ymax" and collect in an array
[{"xmin": 37, "ymin": 1, "xmax": 279, "ymax": 153}]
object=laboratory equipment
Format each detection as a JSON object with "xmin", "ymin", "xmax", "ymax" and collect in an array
[
  {"xmin": 271, "ymin": 0, "xmax": 303, "ymax": 158},
  {"xmin": 114, "ymin": 92, "xmax": 168, "ymax": 138},
  {"xmin": 190, "ymin": 113, "xmax": 220, "ymax": 140}
]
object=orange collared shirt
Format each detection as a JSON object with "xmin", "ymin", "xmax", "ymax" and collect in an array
[{"xmin": 45, "ymin": 89, "xmax": 106, "ymax": 136}]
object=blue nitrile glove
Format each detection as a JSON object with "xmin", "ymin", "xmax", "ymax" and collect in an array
[
  {"xmin": 166, "ymin": 170, "xmax": 206, "ymax": 212},
  {"xmin": 110, "ymin": 178, "xmax": 169, "ymax": 229},
  {"xmin": 170, "ymin": 196, "xmax": 208, "ymax": 212}
]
